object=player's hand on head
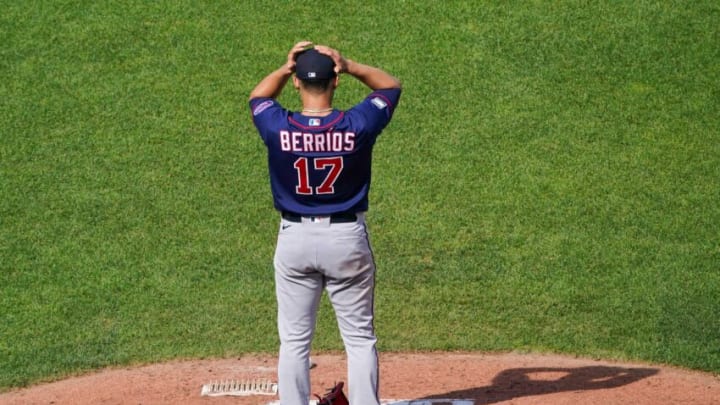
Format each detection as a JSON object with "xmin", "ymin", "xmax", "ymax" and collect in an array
[
  {"xmin": 287, "ymin": 41, "xmax": 313, "ymax": 72},
  {"xmin": 314, "ymin": 45, "xmax": 347, "ymax": 74}
]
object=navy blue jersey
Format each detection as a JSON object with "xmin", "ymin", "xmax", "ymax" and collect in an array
[{"xmin": 250, "ymin": 88, "xmax": 401, "ymax": 215}]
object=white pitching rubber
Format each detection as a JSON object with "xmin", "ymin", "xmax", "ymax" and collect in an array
[{"xmin": 200, "ymin": 379, "xmax": 278, "ymax": 396}]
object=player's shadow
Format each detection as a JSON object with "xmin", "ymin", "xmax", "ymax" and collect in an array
[{"xmin": 423, "ymin": 365, "xmax": 659, "ymax": 404}]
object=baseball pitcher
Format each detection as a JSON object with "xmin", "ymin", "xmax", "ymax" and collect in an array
[{"xmin": 248, "ymin": 41, "xmax": 402, "ymax": 404}]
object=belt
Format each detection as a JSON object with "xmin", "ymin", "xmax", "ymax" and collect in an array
[{"xmin": 281, "ymin": 211, "xmax": 358, "ymax": 223}]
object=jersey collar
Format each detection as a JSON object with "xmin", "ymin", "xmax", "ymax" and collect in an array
[{"xmin": 289, "ymin": 111, "xmax": 344, "ymax": 131}]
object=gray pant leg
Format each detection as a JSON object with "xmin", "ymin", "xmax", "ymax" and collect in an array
[
  {"xmin": 323, "ymin": 219, "xmax": 380, "ymax": 405},
  {"xmin": 274, "ymin": 221, "xmax": 323, "ymax": 405}
]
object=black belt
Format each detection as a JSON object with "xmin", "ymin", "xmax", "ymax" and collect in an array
[{"xmin": 281, "ymin": 211, "xmax": 357, "ymax": 223}]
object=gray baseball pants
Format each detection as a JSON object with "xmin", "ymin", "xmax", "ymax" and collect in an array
[{"xmin": 274, "ymin": 213, "xmax": 379, "ymax": 405}]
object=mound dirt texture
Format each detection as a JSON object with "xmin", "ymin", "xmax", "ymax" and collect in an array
[{"xmin": 2, "ymin": 352, "xmax": 719, "ymax": 404}]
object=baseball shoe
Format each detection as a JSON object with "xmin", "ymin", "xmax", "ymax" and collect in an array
[{"xmin": 315, "ymin": 381, "xmax": 348, "ymax": 405}]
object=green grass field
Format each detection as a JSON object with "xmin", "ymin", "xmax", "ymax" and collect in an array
[{"xmin": 1, "ymin": 0, "xmax": 719, "ymax": 390}]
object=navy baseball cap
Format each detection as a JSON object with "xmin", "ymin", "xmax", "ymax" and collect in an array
[{"xmin": 295, "ymin": 49, "xmax": 336, "ymax": 80}]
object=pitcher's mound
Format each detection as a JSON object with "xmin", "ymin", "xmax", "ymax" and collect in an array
[{"xmin": 2, "ymin": 352, "xmax": 719, "ymax": 404}]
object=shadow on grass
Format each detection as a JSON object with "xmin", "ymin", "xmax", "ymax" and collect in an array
[{"xmin": 423, "ymin": 365, "xmax": 659, "ymax": 404}]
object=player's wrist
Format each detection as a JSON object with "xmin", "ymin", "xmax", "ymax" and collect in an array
[
  {"xmin": 280, "ymin": 62, "xmax": 294, "ymax": 76},
  {"xmin": 344, "ymin": 59, "xmax": 359, "ymax": 75}
]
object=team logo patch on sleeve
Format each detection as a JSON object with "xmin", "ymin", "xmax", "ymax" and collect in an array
[
  {"xmin": 370, "ymin": 97, "xmax": 388, "ymax": 109},
  {"xmin": 253, "ymin": 100, "xmax": 274, "ymax": 116}
]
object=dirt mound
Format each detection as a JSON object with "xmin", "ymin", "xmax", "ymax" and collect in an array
[{"xmin": 2, "ymin": 352, "xmax": 718, "ymax": 404}]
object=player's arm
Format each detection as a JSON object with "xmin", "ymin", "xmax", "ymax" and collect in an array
[
  {"xmin": 249, "ymin": 41, "xmax": 313, "ymax": 101},
  {"xmin": 344, "ymin": 60, "xmax": 401, "ymax": 90},
  {"xmin": 314, "ymin": 45, "xmax": 401, "ymax": 90}
]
